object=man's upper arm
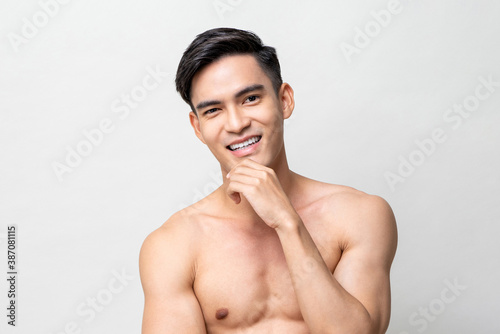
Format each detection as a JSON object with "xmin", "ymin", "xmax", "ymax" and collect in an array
[
  {"xmin": 333, "ymin": 194, "xmax": 398, "ymax": 334},
  {"xmin": 139, "ymin": 216, "xmax": 207, "ymax": 334}
]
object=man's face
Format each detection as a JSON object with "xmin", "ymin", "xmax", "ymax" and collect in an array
[{"xmin": 189, "ymin": 54, "xmax": 294, "ymax": 173}]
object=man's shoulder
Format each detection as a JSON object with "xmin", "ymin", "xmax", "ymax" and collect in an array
[
  {"xmin": 139, "ymin": 208, "xmax": 204, "ymax": 297},
  {"xmin": 327, "ymin": 184, "xmax": 390, "ymax": 210},
  {"xmin": 139, "ymin": 208, "xmax": 205, "ymax": 280},
  {"xmin": 298, "ymin": 175, "xmax": 384, "ymax": 207},
  {"xmin": 298, "ymin": 175, "xmax": 394, "ymax": 225},
  {"xmin": 300, "ymin": 177, "xmax": 397, "ymax": 252},
  {"xmin": 141, "ymin": 205, "xmax": 205, "ymax": 251},
  {"xmin": 322, "ymin": 182, "xmax": 396, "ymax": 244}
]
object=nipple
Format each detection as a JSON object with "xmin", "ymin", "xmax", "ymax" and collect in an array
[{"xmin": 215, "ymin": 308, "xmax": 229, "ymax": 320}]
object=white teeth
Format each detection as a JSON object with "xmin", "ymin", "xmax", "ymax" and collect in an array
[{"xmin": 229, "ymin": 136, "xmax": 261, "ymax": 151}]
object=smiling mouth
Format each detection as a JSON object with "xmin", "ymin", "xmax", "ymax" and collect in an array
[{"xmin": 227, "ymin": 136, "xmax": 262, "ymax": 151}]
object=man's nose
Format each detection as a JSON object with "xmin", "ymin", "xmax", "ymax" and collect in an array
[{"xmin": 224, "ymin": 107, "xmax": 250, "ymax": 133}]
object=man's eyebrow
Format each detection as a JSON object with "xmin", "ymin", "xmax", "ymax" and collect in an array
[
  {"xmin": 196, "ymin": 99, "xmax": 221, "ymax": 111},
  {"xmin": 234, "ymin": 84, "xmax": 265, "ymax": 98},
  {"xmin": 195, "ymin": 84, "xmax": 265, "ymax": 111}
]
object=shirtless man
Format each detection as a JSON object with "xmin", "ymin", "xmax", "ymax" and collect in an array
[{"xmin": 139, "ymin": 28, "xmax": 398, "ymax": 333}]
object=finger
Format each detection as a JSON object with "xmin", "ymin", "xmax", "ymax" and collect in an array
[
  {"xmin": 226, "ymin": 180, "xmax": 242, "ymax": 204},
  {"xmin": 227, "ymin": 159, "xmax": 268, "ymax": 178},
  {"xmin": 228, "ymin": 165, "xmax": 266, "ymax": 179},
  {"xmin": 228, "ymin": 173, "xmax": 260, "ymax": 186},
  {"xmin": 226, "ymin": 180, "xmax": 253, "ymax": 203}
]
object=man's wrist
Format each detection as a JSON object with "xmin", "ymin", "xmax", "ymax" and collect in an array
[{"xmin": 275, "ymin": 212, "xmax": 303, "ymax": 236}]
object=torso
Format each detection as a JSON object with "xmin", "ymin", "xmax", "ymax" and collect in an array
[{"xmin": 182, "ymin": 174, "xmax": 361, "ymax": 333}]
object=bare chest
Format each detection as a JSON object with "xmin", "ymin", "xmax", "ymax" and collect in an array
[{"xmin": 193, "ymin": 216, "xmax": 342, "ymax": 332}]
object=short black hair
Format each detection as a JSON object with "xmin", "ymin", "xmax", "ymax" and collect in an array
[{"xmin": 175, "ymin": 27, "xmax": 283, "ymax": 112}]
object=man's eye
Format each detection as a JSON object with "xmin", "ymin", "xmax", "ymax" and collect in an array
[
  {"xmin": 245, "ymin": 95, "xmax": 259, "ymax": 103},
  {"xmin": 204, "ymin": 108, "xmax": 218, "ymax": 115}
]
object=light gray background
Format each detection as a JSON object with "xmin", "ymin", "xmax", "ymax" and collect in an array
[{"xmin": 1, "ymin": 0, "xmax": 499, "ymax": 333}]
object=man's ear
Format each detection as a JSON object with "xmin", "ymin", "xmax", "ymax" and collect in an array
[
  {"xmin": 279, "ymin": 83, "xmax": 295, "ymax": 120},
  {"xmin": 189, "ymin": 111, "xmax": 206, "ymax": 144}
]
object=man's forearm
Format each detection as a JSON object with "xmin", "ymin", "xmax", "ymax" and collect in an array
[{"xmin": 275, "ymin": 215, "xmax": 373, "ymax": 334}]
